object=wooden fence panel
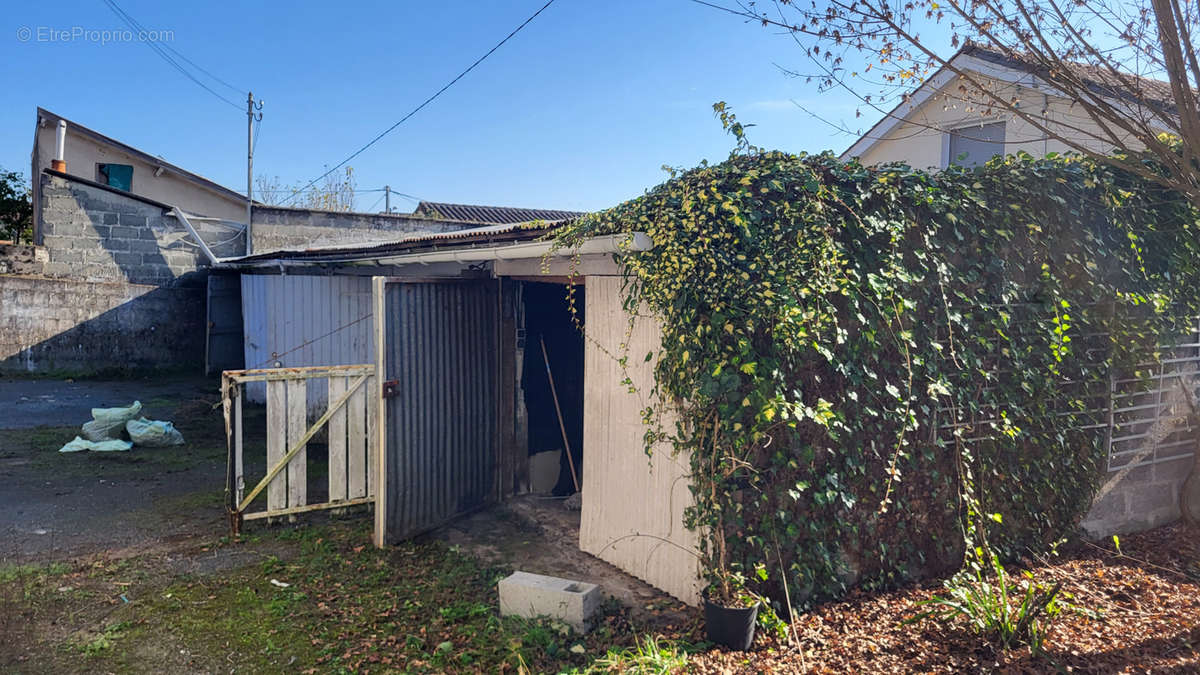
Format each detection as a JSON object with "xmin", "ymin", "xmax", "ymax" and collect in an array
[
  {"xmin": 266, "ymin": 380, "xmax": 288, "ymax": 512},
  {"xmin": 348, "ymin": 382, "xmax": 368, "ymax": 499},
  {"xmin": 287, "ymin": 379, "xmax": 307, "ymax": 508},
  {"xmin": 328, "ymin": 376, "xmax": 348, "ymax": 502}
]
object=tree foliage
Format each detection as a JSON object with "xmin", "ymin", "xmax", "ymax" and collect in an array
[
  {"xmin": 703, "ymin": 0, "xmax": 1200, "ymax": 205},
  {"xmin": 0, "ymin": 168, "xmax": 33, "ymax": 244},
  {"xmin": 555, "ymin": 118, "xmax": 1200, "ymax": 605}
]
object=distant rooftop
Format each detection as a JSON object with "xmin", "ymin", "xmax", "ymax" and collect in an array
[{"xmin": 412, "ymin": 201, "xmax": 585, "ymax": 225}]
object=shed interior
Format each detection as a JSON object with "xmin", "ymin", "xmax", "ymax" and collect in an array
[{"xmin": 515, "ymin": 280, "xmax": 586, "ymax": 498}]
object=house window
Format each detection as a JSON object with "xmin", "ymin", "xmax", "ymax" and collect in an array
[
  {"xmin": 946, "ymin": 121, "xmax": 1005, "ymax": 168},
  {"xmin": 96, "ymin": 163, "xmax": 134, "ymax": 191}
]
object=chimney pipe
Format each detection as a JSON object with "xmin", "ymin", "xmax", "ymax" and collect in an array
[{"xmin": 51, "ymin": 120, "xmax": 67, "ymax": 172}]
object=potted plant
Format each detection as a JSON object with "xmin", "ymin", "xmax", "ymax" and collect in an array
[
  {"xmin": 702, "ymin": 569, "xmax": 761, "ymax": 651},
  {"xmin": 698, "ymin": 488, "xmax": 764, "ymax": 651}
]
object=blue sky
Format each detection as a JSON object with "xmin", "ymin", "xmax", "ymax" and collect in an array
[{"xmin": 1, "ymin": 1, "xmax": 918, "ymax": 213}]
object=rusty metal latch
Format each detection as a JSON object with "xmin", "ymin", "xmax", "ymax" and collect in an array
[{"xmin": 382, "ymin": 379, "xmax": 400, "ymax": 399}]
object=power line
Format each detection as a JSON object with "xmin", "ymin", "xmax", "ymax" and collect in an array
[
  {"xmin": 281, "ymin": 0, "xmax": 558, "ymax": 205},
  {"xmin": 101, "ymin": 0, "xmax": 245, "ymax": 111}
]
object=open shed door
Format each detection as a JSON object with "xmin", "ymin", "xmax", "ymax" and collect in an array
[{"xmin": 374, "ymin": 277, "xmax": 499, "ymax": 544}]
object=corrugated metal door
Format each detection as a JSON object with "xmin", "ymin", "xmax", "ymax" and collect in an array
[
  {"xmin": 382, "ymin": 279, "xmax": 498, "ymax": 543},
  {"xmin": 206, "ymin": 272, "xmax": 244, "ymax": 374}
]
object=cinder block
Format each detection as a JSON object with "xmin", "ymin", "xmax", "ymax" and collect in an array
[
  {"xmin": 498, "ymin": 571, "xmax": 601, "ymax": 633},
  {"xmin": 109, "ymin": 226, "xmax": 141, "ymax": 239},
  {"xmin": 128, "ymin": 239, "xmax": 162, "ymax": 254}
]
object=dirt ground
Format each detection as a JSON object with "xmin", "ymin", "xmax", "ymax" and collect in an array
[
  {"xmin": 437, "ymin": 496, "xmax": 689, "ymax": 625},
  {"xmin": 0, "ymin": 374, "xmax": 690, "ymax": 673},
  {"xmin": 0, "ymin": 376, "xmax": 225, "ymax": 563}
]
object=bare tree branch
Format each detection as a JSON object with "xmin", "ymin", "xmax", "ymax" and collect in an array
[{"xmin": 693, "ymin": 0, "xmax": 1200, "ymax": 204}]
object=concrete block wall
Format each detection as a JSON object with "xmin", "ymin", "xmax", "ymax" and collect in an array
[
  {"xmin": 0, "ymin": 275, "xmax": 205, "ymax": 374},
  {"xmin": 1082, "ymin": 453, "xmax": 1195, "ymax": 537},
  {"xmin": 251, "ymin": 205, "xmax": 477, "ymax": 253},
  {"xmin": 39, "ymin": 172, "xmax": 243, "ymax": 286}
]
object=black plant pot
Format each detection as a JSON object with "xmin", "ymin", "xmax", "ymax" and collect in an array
[{"xmin": 703, "ymin": 597, "xmax": 759, "ymax": 651}]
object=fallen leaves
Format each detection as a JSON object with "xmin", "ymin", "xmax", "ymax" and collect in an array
[{"xmin": 689, "ymin": 522, "xmax": 1200, "ymax": 673}]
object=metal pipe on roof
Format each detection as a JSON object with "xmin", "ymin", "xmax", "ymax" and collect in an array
[
  {"xmin": 171, "ymin": 207, "xmax": 221, "ymax": 265},
  {"xmin": 52, "ymin": 121, "xmax": 67, "ymax": 172}
]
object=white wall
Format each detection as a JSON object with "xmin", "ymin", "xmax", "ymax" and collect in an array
[
  {"xmin": 579, "ymin": 275, "xmax": 702, "ymax": 605},
  {"xmin": 854, "ymin": 73, "xmax": 1141, "ymax": 168},
  {"xmin": 35, "ymin": 122, "xmax": 246, "ymax": 223}
]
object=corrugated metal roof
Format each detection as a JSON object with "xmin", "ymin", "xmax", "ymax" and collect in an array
[
  {"xmin": 222, "ymin": 221, "xmax": 560, "ymax": 265},
  {"xmin": 413, "ymin": 201, "xmax": 585, "ymax": 225}
]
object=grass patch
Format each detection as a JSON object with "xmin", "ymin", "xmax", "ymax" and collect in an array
[
  {"xmin": 0, "ymin": 561, "xmax": 72, "ymax": 584},
  {"xmin": 0, "ymin": 519, "xmax": 678, "ymax": 673},
  {"xmin": 591, "ymin": 634, "xmax": 692, "ymax": 674}
]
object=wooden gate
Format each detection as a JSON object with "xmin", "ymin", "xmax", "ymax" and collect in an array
[{"xmin": 222, "ymin": 364, "xmax": 377, "ymax": 533}]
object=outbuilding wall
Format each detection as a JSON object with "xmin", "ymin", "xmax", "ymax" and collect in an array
[
  {"xmin": 240, "ymin": 273, "xmax": 376, "ymax": 416},
  {"xmin": 579, "ymin": 275, "xmax": 702, "ymax": 606},
  {"xmin": 250, "ymin": 206, "xmax": 478, "ymax": 254},
  {"xmin": 1, "ymin": 173, "xmax": 234, "ymax": 374}
]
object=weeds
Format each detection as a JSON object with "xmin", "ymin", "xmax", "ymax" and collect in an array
[
  {"xmin": 591, "ymin": 635, "xmax": 689, "ymax": 674},
  {"xmin": 907, "ymin": 542, "xmax": 1065, "ymax": 654}
]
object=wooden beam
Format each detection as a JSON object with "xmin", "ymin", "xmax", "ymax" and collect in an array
[
  {"xmin": 372, "ymin": 276, "xmax": 388, "ymax": 548},
  {"xmin": 243, "ymin": 496, "xmax": 374, "ymax": 521},
  {"xmin": 224, "ymin": 364, "xmax": 374, "ymax": 383}
]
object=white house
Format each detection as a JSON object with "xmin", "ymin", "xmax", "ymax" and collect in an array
[
  {"xmin": 840, "ymin": 44, "xmax": 1168, "ymax": 168},
  {"xmin": 31, "ymin": 107, "xmax": 249, "ymax": 242}
]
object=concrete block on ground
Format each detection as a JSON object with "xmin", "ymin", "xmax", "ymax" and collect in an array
[{"xmin": 498, "ymin": 571, "xmax": 601, "ymax": 633}]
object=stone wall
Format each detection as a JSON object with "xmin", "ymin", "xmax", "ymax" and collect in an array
[
  {"xmin": 251, "ymin": 205, "xmax": 477, "ymax": 254},
  {"xmin": 40, "ymin": 172, "xmax": 244, "ymax": 286},
  {"xmin": 0, "ymin": 243, "xmax": 47, "ymax": 275},
  {"xmin": 0, "ymin": 275, "xmax": 204, "ymax": 374}
]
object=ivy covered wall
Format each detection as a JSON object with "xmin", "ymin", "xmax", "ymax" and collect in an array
[{"xmin": 557, "ymin": 149, "xmax": 1200, "ymax": 605}]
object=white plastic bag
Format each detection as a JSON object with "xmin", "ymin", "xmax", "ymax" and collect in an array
[
  {"xmin": 81, "ymin": 401, "xmax": 142, "ymax": 441},
  {"xmin": 91, "ymin": 439, "xmax": 134, "ymax": 452},
  {"xmin": 58, "ymin": 436, "xmax": 92, "ymax": 453},
  {"xmin": 125, "ymin": 417, "xmax": 185, "ymax": 447},
  {"xmin": 58, "ymin": 436, "xmax": 133, "ymax": 453}
]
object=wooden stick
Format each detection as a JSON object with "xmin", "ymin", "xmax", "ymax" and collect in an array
[{"xmin": 541, "ymin": 335, "xmax": 580, "ymax": 494}]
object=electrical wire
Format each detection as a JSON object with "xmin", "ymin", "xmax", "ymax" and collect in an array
[
  {"xmin": 101, "ymin": 0, "xmax": 245, "ymax": 111},
  {"xmin": 281, "ymin": 0, "xmax": 558, "ymax": 206}
]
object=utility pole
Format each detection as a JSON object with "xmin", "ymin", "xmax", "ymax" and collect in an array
[
  {"xmin": 245, "ymin": 92, "xmax": 263, "ymax": 255},
  {"xmin": 384, "ymin": 185, "xmax": 390, "ymax": 214}
]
